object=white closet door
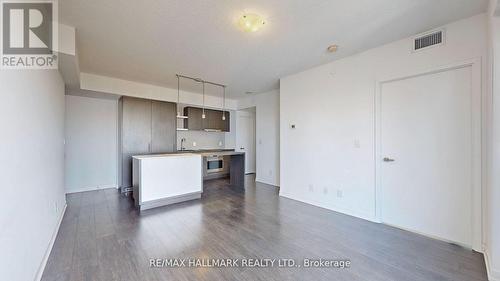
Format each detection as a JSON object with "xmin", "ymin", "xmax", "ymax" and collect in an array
[{"xmin": 380, "ymin": 66, "xmax": 472, "ymax": 246}]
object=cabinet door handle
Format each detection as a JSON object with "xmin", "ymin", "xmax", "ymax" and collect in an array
[{"xmin": 240, "ymin": 147, "xmax": 245, "ymax": 150}]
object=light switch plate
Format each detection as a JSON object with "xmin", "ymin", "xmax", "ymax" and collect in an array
[
  {"xmin": 336, "ymin": 190, "xmax": 343, "ymax": 198},
  {"xmin": 354, "ymin": 139, "xmax": 361, "ymax": 148}
]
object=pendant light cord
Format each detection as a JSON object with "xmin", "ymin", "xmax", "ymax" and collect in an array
[
  {"xmin": 175, "ymin": 74, "xmax": 226, "ymax": 120},
  {"xmin": 176, "ymin": 75, "xmax": 180, "ymax": 115},
  {"xmin": 222, "ymin": 86, "xmax": 226, "ymax": 120},
  {"xmin": 202, "ymin": 82, "xmax": 206, "ymax": 117}
]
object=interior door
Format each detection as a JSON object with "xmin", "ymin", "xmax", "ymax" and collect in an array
[
  {"xmin": 236, "ymin": 111, "xmax": 256, "ymax": 174},
  {"xmin": 380, "ymin": 66, "xmax": 472, "ymax": 246}
]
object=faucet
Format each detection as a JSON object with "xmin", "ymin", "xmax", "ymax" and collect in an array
[{"xmin": 180, "ymin": 138, "xmax": 186, "ymax": 151}]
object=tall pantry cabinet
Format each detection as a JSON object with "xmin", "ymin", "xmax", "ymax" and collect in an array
[{"xmin": 118, "ymin": 97, "xmax": 177, "ymax": 191}]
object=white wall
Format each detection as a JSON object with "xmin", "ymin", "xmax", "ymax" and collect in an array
[
  {"xmin": 239, "ymin": 90, "xmax": 280, "ymax": 186},
  {"xmin": 487, "ymin": 1, "xmax": 500, "ymax": 279},
  {"xmin": 280, "ymin": 14, "xmax": 488, "ymax": 222},
  {"xmin": 65, "ymin": 95, "xmax": 118, "ymax": 193},
  {"xmin": 80, "ymin": 72, "xmax": 238, "ymax": 110},
  {"xmin": 0, "ymin": 70, "xmax": 66, "ymax": 281}
]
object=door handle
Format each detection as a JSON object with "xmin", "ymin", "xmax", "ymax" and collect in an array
[{"xmin": 383, "ymin": 157, "xmax": 395, "ymax": 162}]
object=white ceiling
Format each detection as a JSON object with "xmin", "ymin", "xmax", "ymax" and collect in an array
[{"xmin": 60, "ymin": 0, "xmax": 487, "ymax": 99}]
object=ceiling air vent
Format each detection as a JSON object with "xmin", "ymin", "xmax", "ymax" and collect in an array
[{"xmin": 413, "ymin": 30, "xmax": 444, "ymax": 51}]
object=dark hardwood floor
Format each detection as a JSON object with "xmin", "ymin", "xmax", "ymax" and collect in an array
[{"xmin": 42, "ymin": 175, "xmax": 488, "ymax": 281}]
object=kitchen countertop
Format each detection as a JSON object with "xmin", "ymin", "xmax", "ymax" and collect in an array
[
  {"xmin": 176, "ymin": 149, "xmax": 235, "ymax": 153},
  {"xmin": 197, "ymin": 151, "xmax": 244, "ymax": 157},
  {"xmin": 133, "ymin": 149, "xmax": 244, "ymax": 159},
  {"xmin": 132, "ymin": 153, "xmax": 199, "ymax": 159}
]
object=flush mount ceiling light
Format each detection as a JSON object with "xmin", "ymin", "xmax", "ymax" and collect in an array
[
  {"xmin": 327, "ymin": 44, "xmax": 338, "ymax": 53},
  {"xmin": 238, "ymin": 13, "xmax": 266, "ymax": 32}
]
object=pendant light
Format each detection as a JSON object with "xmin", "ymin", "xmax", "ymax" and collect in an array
[
  {"xmin": 222, "ymin": 86, "xmax": 226, "ymax": 121},
  {"xmin": 202, "ymin": 81, "xmax": 206, "ymax": 119},
  {"xmin": 176, "ymin": 75, "xmax": 181, "ymax": 117}
]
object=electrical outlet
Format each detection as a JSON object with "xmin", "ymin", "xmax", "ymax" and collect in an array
[
  {"xmin": 308, "ymin": 184, "xmax": 314, "ymax": 192},
  {"xmin": 192, "ymin": 142, "xmax": 197, "ymax": 147},
  {"xmin": 336, "ymin": 190, "xmax": 343, "ymax": 198},
  {"xmin": 218, "ymin": 141, "xmax": 223, "ymax": 146}
]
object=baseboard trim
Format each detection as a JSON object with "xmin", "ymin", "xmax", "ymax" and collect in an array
[
  {"xmin": 255, "ymin": 178, "xmax": 280, "ymax": 187},
  {"xmin": 139, "ymin": 192, "xmax": 202, "ymax": 211},
  {"xmin": 279, "ymin": 192, "xmax": 377, "ymax": 223},
  {"xmin": 66, "ymin": 185, "xmax": 118, "ymax": 194},
  {"xmin": 35, "ymin": 203, "xmax": 67, "ymax": 281},
  {"xmin": 484, "ymin": 250, "xmax": 500, "ymax": 281}
]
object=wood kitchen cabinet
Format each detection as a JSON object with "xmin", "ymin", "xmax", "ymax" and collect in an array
[
  {"xmin": 221, "ymin": 110, "xmax": 230, "ymax": 132},
  {"xmin": 119, "ymin": 97, "xmax": 176, "ymax": 191},
  {"xmin": 206, "ymin": 109, "xmax": 219, "ymax": 130},
  {"xmin": 183, "ymin": 107, "xmax": 203, "ymax": 130},
  {"xmin": 209, "ymin": 109, "xmax": 230, "ymax": 132},
  {"xmin": 151, "ymin": 100, "xmax": 176, "ymax": 153},
  {"xmin": 183, "ymin": 107, "xmax": 230, "ymax": 132}
]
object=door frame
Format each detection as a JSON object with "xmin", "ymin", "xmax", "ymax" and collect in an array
[
  {"xmin": 235, "ymin": 109, "xmax": 256, "ymax": 174},
  {"xmin": 374, "ymin": 58, "xmax": 482, "ymax": 251}
]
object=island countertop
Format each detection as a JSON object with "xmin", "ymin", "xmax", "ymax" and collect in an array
[
  {"xmin": 132, "ymin": 150, "xmax": 245, "ymax": 211},
  {"xmin": 133, "ymin": 150, "xmax": 244, "ymax": 158},
  {"xmin": 132, "ymin": 153, "xmax": 203, "ymax": 211}
]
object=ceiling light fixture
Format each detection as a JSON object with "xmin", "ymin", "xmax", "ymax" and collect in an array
[
  {"xmin": 238, "ymin": 13, "xmax": 266, "ymax": 32},
  {"xmin": 327, "ymin": 44, "xmax": 338, "ymax": 53}
]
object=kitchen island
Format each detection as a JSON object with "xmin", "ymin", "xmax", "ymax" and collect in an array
[{"xmin": 132, "ymin": 151, "xmax": 245, "ymax": 211}]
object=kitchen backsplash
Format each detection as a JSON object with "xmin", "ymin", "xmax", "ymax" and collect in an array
[{"xmin": 177, "ymin": 130, "xmax": 225, "ymax": 150}]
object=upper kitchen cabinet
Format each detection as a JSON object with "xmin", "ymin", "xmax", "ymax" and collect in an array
[
  {"xmin": 209, "ymin": 109, "xmax": 230, "ymax": 132},
  {"xmin": 183, "ymin": 106, "xmax": 230, "ymax": 132},
  {"xmin": 221, "ymin": 110, "xmax": 230, "ymax": 132},
  {"xmin": 206, "ymin": 109, "xmax": 219, "ymax": 131},
  {"xmin": 183, "ymin": 107, "xmax": 203, "ymax": 130}
]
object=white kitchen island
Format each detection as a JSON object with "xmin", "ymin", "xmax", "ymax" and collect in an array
[{"xmin": 132, "ymin": 153, "xmax": 203, "ymax": 211}]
